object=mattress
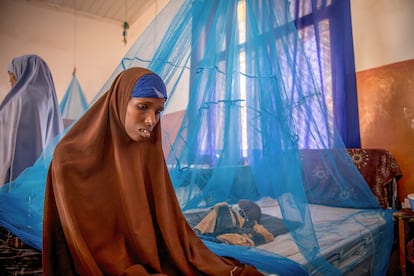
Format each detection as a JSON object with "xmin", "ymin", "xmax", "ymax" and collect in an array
[
  {"xmin": 184, "ymin": 197, "xmax": 387, "ymax": 275},
  {"xmin": 257, "ymin": 197, "xmax": 385, "ymax": 275}
]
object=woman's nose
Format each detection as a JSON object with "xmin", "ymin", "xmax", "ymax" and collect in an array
[{"xmin": 145, "ymin": 113, "xmax": 155, "ymax": 126}]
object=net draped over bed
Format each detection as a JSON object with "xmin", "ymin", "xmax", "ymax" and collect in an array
[{"xmin": 0, "ymin": 0, "xmax": 394, "ymax": 275}]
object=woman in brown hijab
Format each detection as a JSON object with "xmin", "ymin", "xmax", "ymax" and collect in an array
[{"xmin": 42, "ymin": 67, "xmax": 263, "ymax": 275}]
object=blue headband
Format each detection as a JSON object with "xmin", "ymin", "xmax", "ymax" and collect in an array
[{"xmin": 131, "ymin": 73, "xmax": 167, "ymax": 99}]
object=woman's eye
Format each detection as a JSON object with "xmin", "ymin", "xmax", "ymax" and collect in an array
[{"xmin": 137, "ymin": 104, "xmax": 147, "ymax": 111}]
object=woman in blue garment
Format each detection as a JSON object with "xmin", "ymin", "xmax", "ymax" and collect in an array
[{"xmin": 0, "ymin": 54, "xmax": 64, "ymax": 187}]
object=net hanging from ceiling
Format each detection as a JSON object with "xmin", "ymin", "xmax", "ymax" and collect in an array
[
  {"xmin": 0, "ymin": 0, "xmax": 394, "ymax": 275},
  {"xmin": 60, "ymin": 72, "xmax": 89, "ymax": 127}
]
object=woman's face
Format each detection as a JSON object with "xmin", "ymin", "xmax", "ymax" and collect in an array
[
  {"xmin": 8, "ymin": 72, "xmax": 16, "ymax": 87},
  {"xmin": 124, "ymin": 97, "xmax": 165, "ymax": 142}
]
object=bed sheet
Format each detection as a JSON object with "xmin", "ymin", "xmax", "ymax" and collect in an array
[{"xmin": 256, "ymin": 197, "xmax": 386, "ymax": 274}]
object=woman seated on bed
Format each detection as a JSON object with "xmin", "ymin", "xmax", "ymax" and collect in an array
[
  {"xmin": 0, "ymin": 54, "xmax": 63, "ymax": 187},
  {"xmin": 42, "ymin": 67, "xmax": 263, "ymax": 275}
]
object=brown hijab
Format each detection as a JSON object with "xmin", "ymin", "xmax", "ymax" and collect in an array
[{"xmin": 42, "ymin": 67, "xmax": 263, "ymax": 276}]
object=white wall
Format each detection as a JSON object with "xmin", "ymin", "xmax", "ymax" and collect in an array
[
  {"xmin": 0, "ymin": 0, "xmax": 167, "ymax": 103},
  {"xmin": 2, "ymin": 0, "xmax": 413, "ymax": 102},
  {"xmin": 351, "ymin": 0, "xmax": 414, "ymax": 71}
]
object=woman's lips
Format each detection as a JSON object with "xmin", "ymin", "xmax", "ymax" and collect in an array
[{"xmin": 139, "ymin": 128, "xmax": 151, "ymax": 138}]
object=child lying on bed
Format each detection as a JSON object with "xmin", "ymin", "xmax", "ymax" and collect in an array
[{"xmin": 193, "ymin": 200, "xmax": 275, "ymax": 246}]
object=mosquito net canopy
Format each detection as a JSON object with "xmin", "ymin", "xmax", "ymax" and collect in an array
[
  {"xmin": 0, "ymin": 0, "xmax": 394, "ymax": 275},
  {"xmin": 60, "ymin": 73, "xmax": 89, "ymax": 127}
]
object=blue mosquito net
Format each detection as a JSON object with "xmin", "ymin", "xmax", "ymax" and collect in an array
[
  {"xmin": 0, "ymin": 0, "xmax": 394, "ymax": 275},
  {"xmin": 59, "ymin": 73, "xmax": 89, "ymax": 127}
]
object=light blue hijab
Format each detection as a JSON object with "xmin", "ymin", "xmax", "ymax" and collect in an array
[
  {"xmin": 0, "ymin": 54, "xmax": 64, "ymax": 187},
  {"xmin": 7, "ymin": 55, "xmax": 28, "ymax": 80}
]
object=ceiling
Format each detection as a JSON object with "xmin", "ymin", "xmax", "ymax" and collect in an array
[{"xmin": 24, "ymin": 0, "xmax": 156, "ymax": 25}]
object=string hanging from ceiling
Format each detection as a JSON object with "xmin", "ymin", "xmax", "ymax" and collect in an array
[
  {"xmin": 59, "ymin": 0, "xmax": 88, "ymax": 128},
  {"xmin": 73, "ymin": 0, "xmax": 77, "ymax": 75}
]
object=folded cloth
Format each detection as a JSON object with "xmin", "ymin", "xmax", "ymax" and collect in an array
[{"xmin": 216, "ymin": 233, "xmax": 255, "ymax": 246}]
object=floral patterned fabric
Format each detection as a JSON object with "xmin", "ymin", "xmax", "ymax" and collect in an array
[
  {"xmin": 301, "ymin": 148, "xmax": 402, "ymax": 209},
  {"xmin": 347, "ymin": 148, "xmax": 402, "ymax": 208}
]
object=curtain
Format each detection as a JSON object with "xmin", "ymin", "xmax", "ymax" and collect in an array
[{"xmin": 292, "ymin": 0, "xmax": 361, "ymax": 147}]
